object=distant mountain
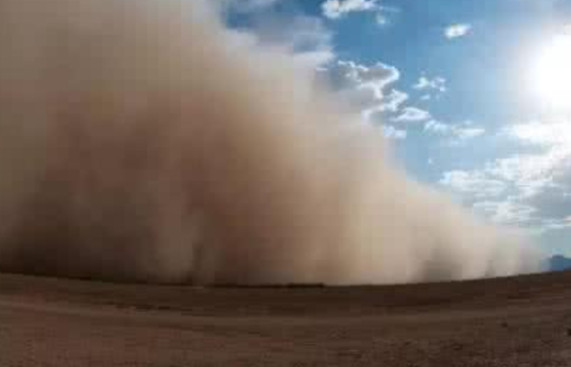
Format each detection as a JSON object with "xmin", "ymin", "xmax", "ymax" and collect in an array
[{"xmin": 548, "ymin": 255, "xmax": 571, "ymax": 272}]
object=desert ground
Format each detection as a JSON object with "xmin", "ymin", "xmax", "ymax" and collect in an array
[{"xmin": 1, "ymin": 271, "xmax": 571, "ymax": 366}]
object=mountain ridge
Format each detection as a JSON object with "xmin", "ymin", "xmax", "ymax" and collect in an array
[{"xmin": 548, "ymin": 254, "xmax": 571, "ymax": 272}]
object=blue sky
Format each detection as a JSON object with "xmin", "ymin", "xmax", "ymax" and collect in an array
[{"xmin": 225, "ymin": 0, "xmax": 571, "ymax": 256}]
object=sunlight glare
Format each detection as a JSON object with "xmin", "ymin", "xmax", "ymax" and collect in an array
[{"xmin": 531, "ymin": 33, "xmax": 571, "ymax": 111}]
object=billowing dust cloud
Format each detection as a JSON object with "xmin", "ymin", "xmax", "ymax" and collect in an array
[{"xmin": 0, "ymin": 0, "xmax": 541, "ymax": 284}]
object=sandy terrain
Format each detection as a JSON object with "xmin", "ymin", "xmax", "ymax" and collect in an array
[{"xmin": 1, "ymin": 271, "xmax": 571, "ymax": 366}]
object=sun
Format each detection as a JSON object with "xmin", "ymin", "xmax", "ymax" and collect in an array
[{"xmin": 530, "ymin": 33, "xmax": 571, "ymax": 111}]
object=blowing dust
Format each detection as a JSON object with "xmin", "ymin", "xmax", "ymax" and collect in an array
[{"xmin": 0, "ymin": 0, "xmax": 541, "ymax": 284}]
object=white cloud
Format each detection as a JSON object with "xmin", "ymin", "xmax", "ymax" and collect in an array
[
  {"xmin": 424, "ymin": 120, "xmax": 485, "ymax": 142},
  {"xmin": 413, "ymin": 75, "xmax": 447, "ymax": 101},
  {"xmin": 383, "ymin": 125, "xmax": 407, "ymax": 139},
  {"xmin": 472, "ymin": 200, "xmax": 537, "ymax": 225},
  {"xmin": 224, "ymin": 0, "xmax": 282, "ymax": 12},
  {"xmin": 540, "ymin": 216, "xmax": 571, "ymax": 231},
  {"xmin": 440, "ymin": 155, "xmax": 552, "ymax": 226},
  {"xmin": 295, "ymin": 49, "xmax": 336, "ymax": 69},
  {"xmin": 457, "ymin": 127, "xmax": 485, "ymax": 139},
  {"xmin": 499, "ymin": 122, "xmax": 571, "ymax": 193},
  {"xmin": 440, "ymin": 169, "xmax": 536, "ymax": 226},
  {"xmin": 322, "ymin": 0, "xmax": 378, "ymax": 19},
  {"xmin": 420, "ymin": 94, "xmax": 431, "ymax": 101},
  {"xmin": 439, "ymin": 120, "xmax": 571, "ymax": 231},
  {"xmin": 413, "ymin": 76, "xmax": 447, "ymax": 92},
  {"xmin": 392, "ymin": 107, "xmax": 431, "ymax": 122},
  {"xmin": 487, "ymin": 153, "xmax": 565, "ymax": 196},
  {"xmin": 224, "ymin": 12, "xmax": 334, "ymax": 69},
  {"xmin": 506, "ymin": 120, "xmax": 571, "ymax": 146},
  {"xmin": 333, "ymin": 60, "xmax": 400, "ymax": 89},
  {"xmin": 424, "ymin": 120, "xmax": 450, "ymax": 134},
  {"xmin": 379, "ymin": 89, "xmax": 409, "ymax": 112},
  {"xmin": 440, "ymin": 170, "xmax": 508, "ymax": 199},
  {"xmin": 361, "ymin": 89, "xmax": 409, "ymax": 122},
  {"xmin": 444, "ymin": 23, "xmax": 472, "ymax": 39},
  {"xmin": 287, "ymin": 16, "xmax": 335, "ymax": 68},
  {"xmin": 324, "ymin": 59, "xmax": 417, "ymax": 139},
  {"xmin": 322, "ymin": 0, "xmax": 398, "ymax": 26},
  {"xmin": 375, "ymin": 12, "xmax": 389, "ymax": 26},
  {"xmin": 328, "ymin": 59, "xmax": 403, "ymax": 116},
  {"xmin": 243, "ymin": 15, "xmax": 334, "ymax": 69},
  {"xmin": 323, "ymin": 59, "xmax": 448, "ymax": 142}
]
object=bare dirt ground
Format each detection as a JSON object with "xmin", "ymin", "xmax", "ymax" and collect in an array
[{"xmin": 1, "ymin": 271, "xmax": 571, "ymax": 366}]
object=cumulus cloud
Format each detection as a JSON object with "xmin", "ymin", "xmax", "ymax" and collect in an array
[
  {"xmin": 473, "ymin": 200, "xmax": 537, "ymax": 226},
  {"xmin": 227, "ymin": 13, "xmax": 334, "ymax": 69},
  {"xmin": 375, "ymin": 12, "xmax": 390, "ymax": 26},
  {"xmin": 502, "ymin": 121, "xmax": 571, "ymax": 222},
  {"xmin": 223, "ymin": 0, "xmax": 282, "ymax": 12},
  {"xmin": 444, "ymin": 23, "xmax": 472, "ymax": 39},
  {"xmin": 507, "ymin": 120, "xmax": 571, "ymax": 146},
  {"xmin": 331, "ymin": 60, "xmax": 400, "ymax": 93},
  {"xmin": 322, "ymin": 0, "xmax": 398, "ymax": 26},
  {"xmin": 500, "ymin": 122, "xmax": 571, "ymax": 196},
  {"xmin": 392, "ymin": 106, "xmax": 431, "ymax": 122},
  {"xmin": 379, "ymin": 89, "xmax": 409, "ymax": 112},
  {"xmin": 455, "ymin": 127, "xmax": 486, "ymax": 140},
  {"xmin": 440, "ymin": 120, "xmax": 571, "ymax": 232},
  {"xmin": 283, "ymin": 16, "xmax": 336, "ymax": 68},
  {"xmin": 424, "ymin": 120, "xmax": 485, "ymax": 142},
  {"xmin": 383, "ymin": 125, "xmax": 407, "ymax": 140},
  {"xmin": 440, "ymin": 169, "xmax": 539, "ymax": 226},
  {"xmin": 414, "ymin": 76, "xmax": 447, "ymax": 92},
  {"xmin": 324, "ymin": 60, "xmax": 412, "ymax": 140},
  {"xmin": 541, "ymin": 216, "xmax": 571, "ymax": 231},
  {"xmin": 413, "ymin": 75, "xmax": 447, "ymax": 101},
  {"xmin": 440, "ymin": 171, "xmax": 508, "ymax": 200},
  {"xmin": 325, "ymin": 60, "xmax": 413, "ymax": 138},
  {"xmin": 322, "ymin": 0, "xmax": 376, "ymax": 18},
  {"xmin": 338, "ymin": 60, "xmax": 400, "ymax": 87},
  {"xmin": 327, "ymin": 59, "xmax": 403, "ymax": 114}
]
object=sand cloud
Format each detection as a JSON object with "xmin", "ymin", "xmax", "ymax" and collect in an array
[{"xmin": 0, "ymin": 0, "xmax": 540, "ymax": 284}]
